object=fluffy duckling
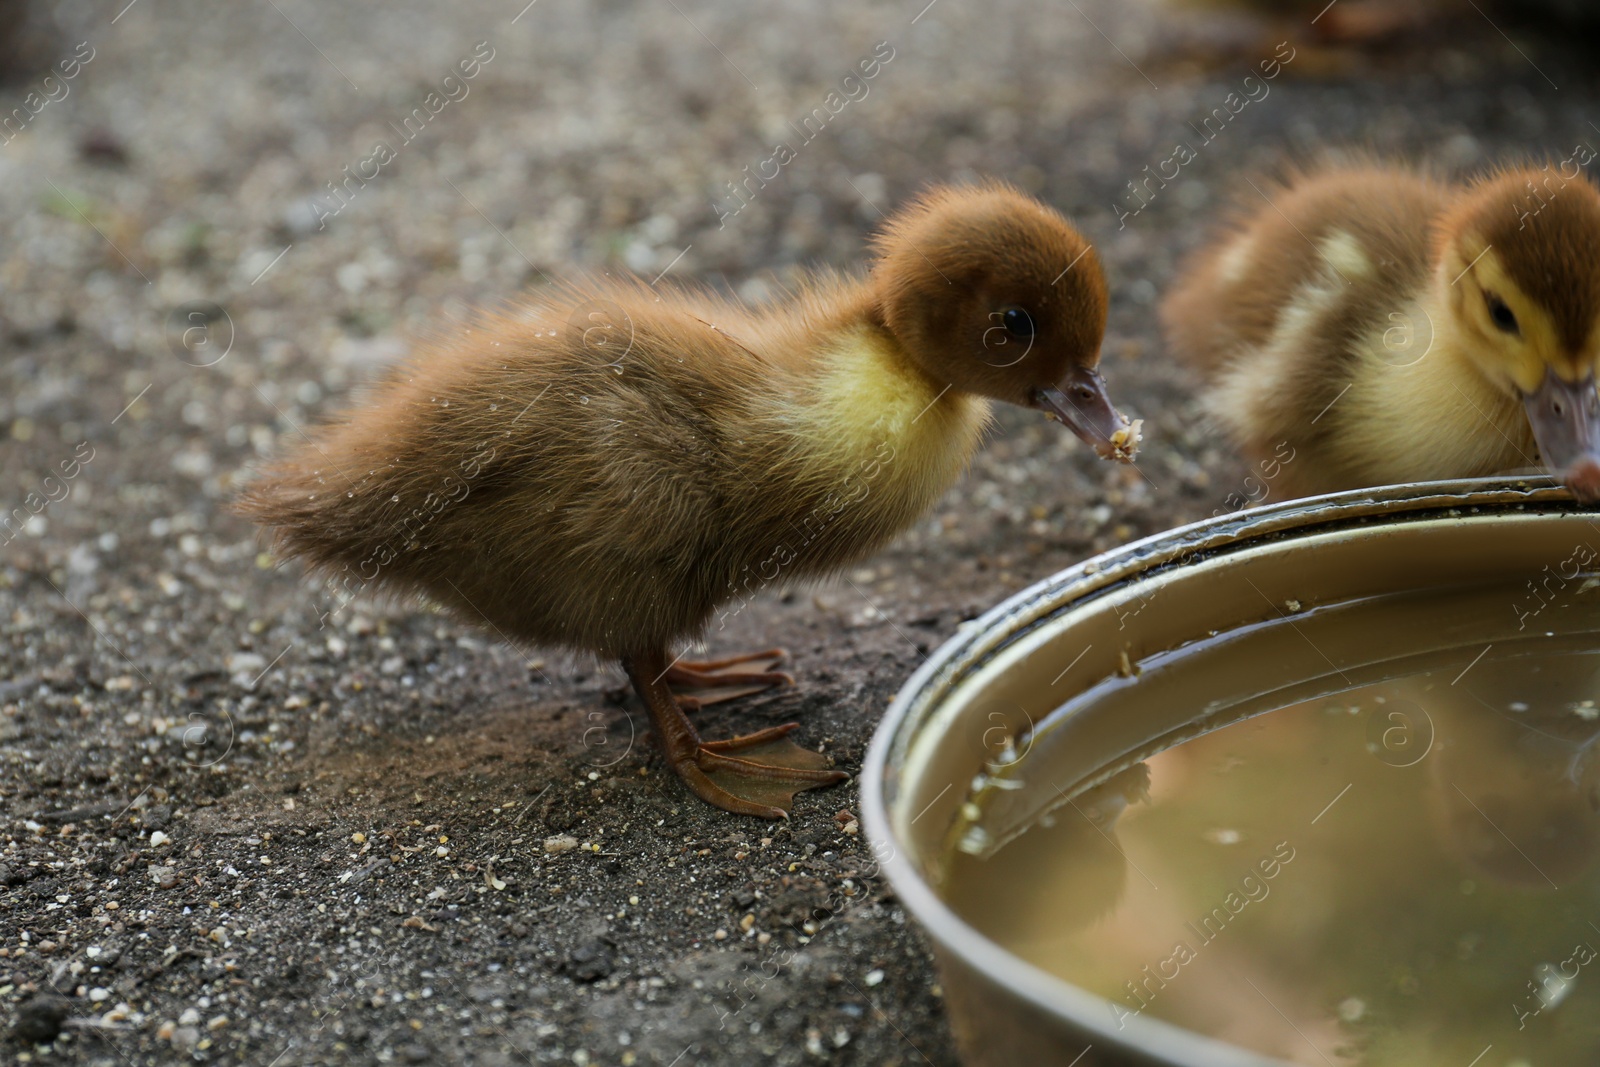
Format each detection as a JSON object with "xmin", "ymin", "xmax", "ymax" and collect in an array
[
  {"xmin": 1162, "ymin": 162, "xmax": 1600, "ymax": 500},
  {"xmin": 237, "ymin": 182, "xmax": 1139, "ymax": 819}
]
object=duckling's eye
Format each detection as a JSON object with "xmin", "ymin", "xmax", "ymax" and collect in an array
[
  {"xmin": 1000, "ymin": 306, "xmax": 1035, "ymax": 339},
  {"xmin": 1485, "ymin": 292, "xmax": 1520, "ymax": 335}
]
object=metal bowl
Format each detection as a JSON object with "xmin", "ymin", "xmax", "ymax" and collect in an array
[{"xmin": 860, "ymin": 477, "xmax": 1597, "ymax": 1067}]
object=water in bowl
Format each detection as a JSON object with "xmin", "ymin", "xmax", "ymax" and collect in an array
[{"xmin": 941, "ymin": 584, "xmax": 1600, "ymax": 1066}]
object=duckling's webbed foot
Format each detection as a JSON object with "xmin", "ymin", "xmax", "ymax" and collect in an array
[
  {"xmin": 624, "ymin": 650, "xmax": 846, "ymax": 819},
  {"xmin": 664, "ymin": 648, "xmax": 794, "ymax": 707}
]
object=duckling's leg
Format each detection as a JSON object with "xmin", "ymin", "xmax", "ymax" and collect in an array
[
  {"xmin": 623, "ymin": 649, "xmax": 847, "ymax": 819},
  {"xmin": 664, "ymin": 648, "xmax": 794, "ymax": 706}
]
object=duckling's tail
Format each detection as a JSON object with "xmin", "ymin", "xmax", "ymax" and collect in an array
[{"xmin": 232, "ymin": 451, "xmax": 380, "ymax": 580}]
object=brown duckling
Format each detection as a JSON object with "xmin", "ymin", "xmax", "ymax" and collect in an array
[
  {"xmin": 1162, "ymin": 161, "xmax": 1600, "ymax": 500},
  {"xmin": 236, "ymin": 182, "xmax": 1139, "ymax": 819}
]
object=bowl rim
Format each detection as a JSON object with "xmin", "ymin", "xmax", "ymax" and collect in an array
[{"xmin": 860, "ymin": 475, "xmax": 1584, "ymax": 1066}]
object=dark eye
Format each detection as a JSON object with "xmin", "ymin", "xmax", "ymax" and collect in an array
[
  {"xmin": 1485, "ymin": 292, "xmax": 1519, "ymax": 334},
  {"xmin": 1000, "ymin": 306, "xmax": 1035, "ymax": 339}
]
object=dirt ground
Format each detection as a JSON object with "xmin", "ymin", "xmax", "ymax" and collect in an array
[{"xmin": 3, "ymin": 1, "xmax": 1597, "ymax": 1063}]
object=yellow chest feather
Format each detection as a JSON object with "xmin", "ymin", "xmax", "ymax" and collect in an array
[{"xmin": 792, "ymin": 328, "xmax": 990, "ymax": 522}]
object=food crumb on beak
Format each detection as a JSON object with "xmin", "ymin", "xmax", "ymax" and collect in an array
[{"xmin": 1107, "ymin": 419, "xmax": 1143, "ymax": 463}]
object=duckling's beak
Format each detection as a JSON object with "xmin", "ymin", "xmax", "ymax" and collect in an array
[
  {"xmin": 1521, "ymin": 368, "xmax": 1600, "ymax": 502},
  {"xmin": 1032, "ymin": 366, "xmax": 1140, "ymax": 462}
]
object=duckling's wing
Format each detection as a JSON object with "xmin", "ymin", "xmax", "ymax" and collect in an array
[{"xmin": 1163, "ymin": 166, "xmax": 1449, "ymax": 375}]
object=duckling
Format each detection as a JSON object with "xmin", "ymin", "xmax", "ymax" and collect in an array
[
  {"xmin": 1162, "ymin": 162, "xmax": 1600, "ymax": 501},
  {"xmin": 236, "ymin": 182, "xmax": 1138, "ymax": 819}
]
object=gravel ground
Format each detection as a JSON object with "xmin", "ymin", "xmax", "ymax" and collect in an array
[{"xmin": 2, "ymin": 1, "xmax": 1597, "ymax": 1064}]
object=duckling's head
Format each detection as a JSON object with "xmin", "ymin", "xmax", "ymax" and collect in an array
[
  {"xmin": 1437, "ymin": 168, "xmax": 1600, "ymax": 499},
  {"xmin": 871, "ymin": 182, "xmax": 1135, "ymax": 460}
]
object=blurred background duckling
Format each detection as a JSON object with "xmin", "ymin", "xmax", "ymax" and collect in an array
[
  {"xmin": 237, "ymin": 182, "xmax": 1139, "ymax": 820},
  {"xmin": 1162, "ymin": 160, "xmax": 1600, "ymax": 501}
]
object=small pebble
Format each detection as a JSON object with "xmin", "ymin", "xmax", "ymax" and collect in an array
[
  {"xmin": 566, "ymin": 939, "xmax": 614, "ymax": 982},
  {"xmin": 11, "ymin": 994, "xmax": 71, "ymax": 1043}
]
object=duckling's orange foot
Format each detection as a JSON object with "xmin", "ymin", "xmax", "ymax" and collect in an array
[
  {"xmin": 679, "ymin": 724, "xmax": 848, "ymax": 819},
  {"xmin": 665, "ymin": 648, "xmax": 794, "ymax": 707},
  {"xmin": 624, "ymin": 650, "xmax": 845, "ymax": 819}
]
